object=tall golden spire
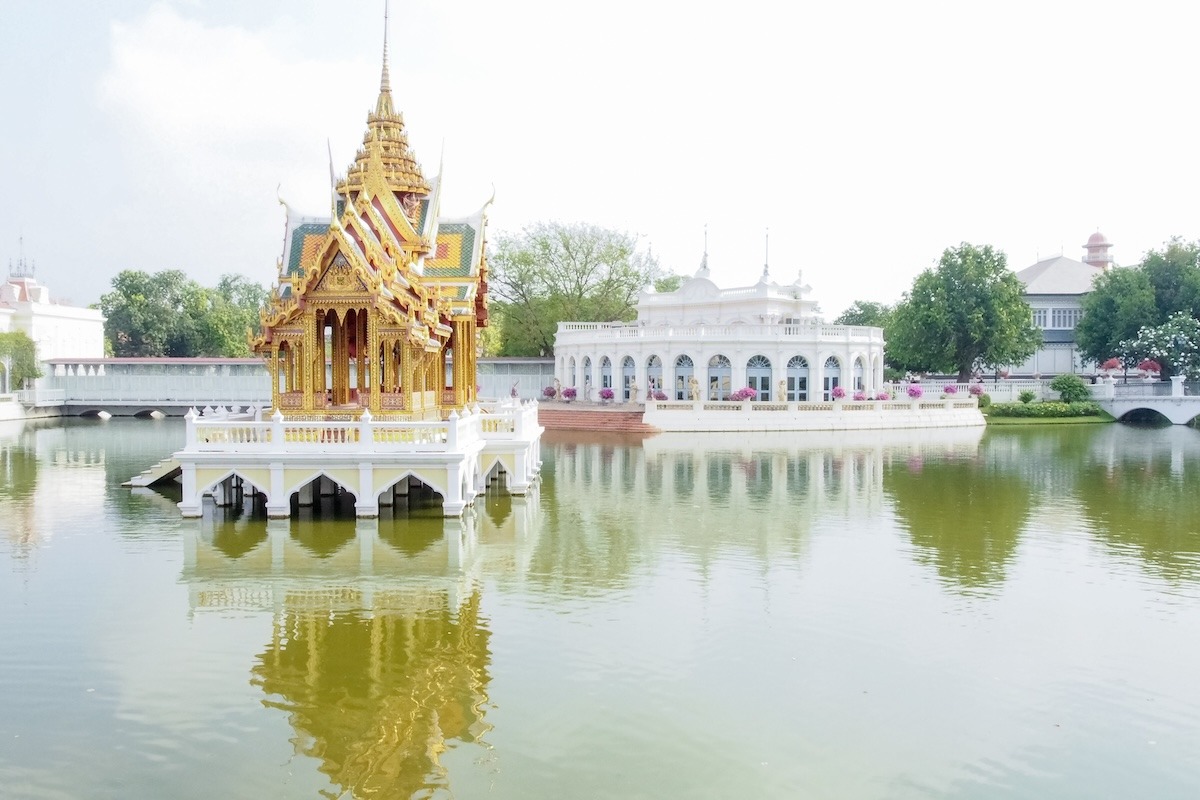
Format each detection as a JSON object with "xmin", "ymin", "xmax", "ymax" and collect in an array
[
  {"xmin": 339, "ymin": 0, "xmax": 430, "ymax": 197},
  {"xmin": 376, "ymin": 0, "xmax": 393, "ymax": 117}
]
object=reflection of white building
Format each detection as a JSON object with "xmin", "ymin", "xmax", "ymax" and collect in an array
[
  {"xmin": 1009, "ymin": 232, "xmax": 1113, "ymax": 376},
  {"xmin": 554, "ymin": 255, "xmax": 886, "ymax": 402},
  {"xmin": 0, "ymin": 254, "xmax": 105, "ymax": 386}
]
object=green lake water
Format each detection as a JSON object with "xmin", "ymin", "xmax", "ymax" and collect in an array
[{"xmin": 2, "ymin": 418, "xmax": 1199, "ymax": 799}]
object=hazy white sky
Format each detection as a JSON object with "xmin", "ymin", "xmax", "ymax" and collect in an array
[{"xmin": 3, "ymin": 0, "xmax": 1199, "ymax": 318}]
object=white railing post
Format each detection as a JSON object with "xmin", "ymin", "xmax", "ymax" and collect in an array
[
  {"xmin": 1171, "ymin": 375, "xmax": 1185, "ymax": 397},
  {"xmin": 271, "ymin": 409, "xmax": 284, "ymax": 449},
  {"xmin": 359, "ymin": 408, "xmax": 373, "ymax": 451},
  {"xmin": 184, "ymin": 407, "xmax": 198, "ymax": 450},
  {"xmin": 447, "ymin": 410, "xmax": 459, "ymax": 450}
]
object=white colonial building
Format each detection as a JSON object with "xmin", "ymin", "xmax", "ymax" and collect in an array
[
  {"xmin": 554, "ymin": 257, "xmax": 887, "ymax": 402},
  {"xmin": 0, "ymin": 260, "xmax": 105, "ymax": 360},
  {"xmin": 1009, "ymin": 231, "xmax": 1113, "ymax": 376}
]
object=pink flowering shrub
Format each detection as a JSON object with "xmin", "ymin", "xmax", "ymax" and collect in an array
[
  {"xmin": 876, "ymin": 391, "xmax": 891, "ymax": 401},
  {"xmin": 907, "ymin": 385, "xmax": 923, "ymax": 399},
  {"xmin": 729, "ymin": 387, "xmax": 758, "ymax": 401},
  {"xmin": 943, "ymin": 384, "xmax": 958, "ymax": 395},
  {"xmin": 831, "ymin": 386, "xmax": 846, "ymax": 399},
  {"xmin": 562, "ymin": 387, "xmax": 577, "ymax": 399},
  {"xmin": 968, "ymin": 384, "xmax": 984, "ymax": 396},
  {"xmin": 853, "ymin": 391, "xmax": 866, "ymax": 401}
]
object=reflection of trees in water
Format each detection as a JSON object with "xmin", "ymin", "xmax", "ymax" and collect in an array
[
  {"xmin": 1075, "ymin": 447, "xmax": 1200, "ymax": 583},
  {"xmin": 886, "ymin": 453, "xmax": 1031, "ymax": 594},
  {"xmin": 251, "ymin": 591, "xmax": 492, "ymax": 799},
  {"xmin": 0, "ymin": 436, "xmax": 38, "ymax": 556}
]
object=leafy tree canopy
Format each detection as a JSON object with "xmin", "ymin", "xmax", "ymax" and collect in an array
[
  {"xmin": 0, "ymin": 331, "xmax": 43, "ymax": 389},
  {"xmin": 488, "ymin": 222, "xmax": 662, "ymax": 356},
  {"xmin": 100, "ymin": 270, "xmax": 268, "ymax": 357},
  {"xmin": 1076, "ymin": 238, "xmax": 1200, "ymax": 365},
  {"xmin": 888, "ymin": 243, "xmax": 1039, "ymax": 381},
  {"xmin": 834, "ymin": 300, "xmax": 892, "ymax": 328}
]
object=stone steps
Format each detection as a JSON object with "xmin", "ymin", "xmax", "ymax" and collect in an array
[{"xmin": 537, "ymin": 406, "xmax": 660, "ymax": 434}]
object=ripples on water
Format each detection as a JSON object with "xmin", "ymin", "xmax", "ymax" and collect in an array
[{"xmin": 2, "ymin": 419, "xmax": 1200, "ymax": 798}]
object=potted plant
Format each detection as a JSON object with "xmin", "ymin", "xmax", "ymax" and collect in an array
[
  {"xmin": 599, "ymin": 387, "xmax": 615, "ymax": 403},
  {"xmin": 652, "ymin": 390, "xmax": 668, "ymax": 401},
  {"xmin": 876, "ymin": 391, "xmax": 891, "ymax": 401},
  {"xmin": 852, "ymin": 391, "xmax": 866, "ymax": 401},
  {"xmin": 542, "ymin": 385, "xmax": 557, "ymax": 400},
  {"xmin": 562, "ymin": 387, "xmax": 577, "ymax": 402},
  {"xmin": 907, "ymin": 384, "xmax": 923, "ymax": 399},
  {"xmin": 942, "ymin": 384, "xmax": 958, "ymax": 398},
  {"xmin": 831, "ymin": 385, "xmax": 846, "ymax": 400}
]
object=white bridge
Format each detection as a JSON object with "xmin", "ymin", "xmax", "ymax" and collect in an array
[{"xmin": 1093, "ymin": 376, "xmax": 1200, "ymax": 425}]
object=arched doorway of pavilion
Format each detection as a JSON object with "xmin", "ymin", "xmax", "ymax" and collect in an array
[
  {"xmin": 621, "ymin": 356, "xmax": 636, "ymax": 400},
  {"xmin": 708, "ymin": 354, "xmax": 731, "ymax": 400},
  {"xmin": 746, "ymin": 354, "xmax": 772, "ymax": 400},
  {"xmin": 852, "ymin": 357, "xmax": 866, "ymax": 392},
  {"xmin": 823, "ymin": 356, "xmax": 842, "ymax": 400},
  {"xmin": 787, "ymin": 356, "xmax": 809, "ymax": 401},
  {"xmin": 646, "ymin": 355, "xmax": 663, "ymax": 395},
  {"xmin": 568, "ymin": 357, "xmax": 576, "ymax": 389},
  {"xmin": 600, "ymin": 357, "xmax": 613, "ymax": 393},
  {"xmin": 674, "ymin": 355, "xmax": 694, "ymax": 400}
]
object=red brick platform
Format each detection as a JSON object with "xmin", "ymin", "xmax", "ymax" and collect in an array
[{"xmin": 537, "ymin": 402, "xmax": 660, "ymax": 435}]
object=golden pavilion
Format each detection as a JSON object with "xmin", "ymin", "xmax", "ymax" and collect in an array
[{"xmin": 253, "ymin": 27, "xmax": 488, "ymax": 421}]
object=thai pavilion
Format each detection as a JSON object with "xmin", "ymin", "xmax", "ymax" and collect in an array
[
  {"xmin": 554, "ymin": 254, "xmax": 888, "ymax": 403},
  {"xmin": 166, "ymin": 18, "xmax": 542, "ymax": 519},
  {"xmin": 252, "ymin": 39, "xmax": 486, "ymax": 420}
]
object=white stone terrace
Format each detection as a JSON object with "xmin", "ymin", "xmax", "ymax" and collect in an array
[{"xmin": 175, "ymin": 399, "xmax": 544, "ymax": 519}]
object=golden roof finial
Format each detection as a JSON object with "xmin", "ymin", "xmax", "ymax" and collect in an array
[
  {"xmin": 338, "ymin": 0, "xmax": 430, "ymax": 198},
  {"xmin": 376, "ymin": 0, "xmax": 393, "ymax": 116}
]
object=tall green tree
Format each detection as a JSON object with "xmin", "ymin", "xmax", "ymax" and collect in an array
[
  {"xmin": 888, "ymin": 243, "xmax": 1039, "ymax": 381},
  {"xmin": 100, "ymin": 270, "xmax": 267, "ymax": 357},
  {"xmin": 0, "ymin": 331, "xmax": 42, "ymax": 389},
  {"xmin": 1076, "ymin": 238, "xmax": 1200, "ymax": 366},
  {"xmin": 489, "ymin": 222, "xmax": 662, "ymax": 356}
]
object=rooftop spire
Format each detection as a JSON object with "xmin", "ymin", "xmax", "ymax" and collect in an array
[
  {"xmin": 762, "ymin": 227, "xmax": 770, "ymax": 277},
  {"xmin": 340, "ymin": 0, "xmax": 430, "ymax": 197},
  {"xmin": 696, "ymin": 224, "xmax": 710, "ymax": 278},
  {"xmin": 376, "ymin": 0, "xmax": 394, "ymax": 116}
]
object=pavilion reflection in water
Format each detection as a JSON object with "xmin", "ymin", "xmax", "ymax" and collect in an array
[{"xmin": 180, "ymin": 497, "xmax": 538, "ymax": 799}]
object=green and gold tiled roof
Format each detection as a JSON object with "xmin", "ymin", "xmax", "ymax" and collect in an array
[
  {"xmin": 285, "ymin": 222, "xmax": 331, "ymax": 276},
  {"xmin": 424, "ymin": 223, "xmax": 477, "ymax": 277}
]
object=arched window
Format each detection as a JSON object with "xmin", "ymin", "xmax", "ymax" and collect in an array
[
  {"xmin": 674, "ymin": 355, "xmax": 695, "ymax": 400},
  {"xmin": 746, "ymin": 355, "xmax": 772, "ymax": 401},
  {"xmin": 853, "ymin": 357, "xmax": 865, "ymax": 391},
  {"xmin": 823, "ymin": 356, "xmax": 841, "ymax": 401},
  {"xmin": 600, "ymin": 356, "xmax": 613, "ymax": 390},
  {"xmin": 568, "ymin": 357, "xmax": 576, "ymax": 388},
  {"xmin": 787, "ymin": 355, "xmax": 809, "ymax": 401},
  {"xmin": 621, "ymin": 356, "xmax": 636, "ymax": 400},
  {"xmin": 646, "ymin": 355, "xmax": 663, "ymax": 394},
  {"xmin": 708, "ymin": 354, "xmax": 731, "ymax": 400}
]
